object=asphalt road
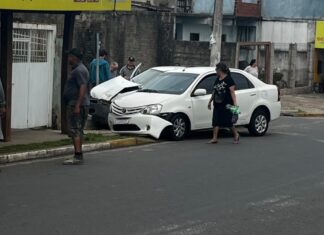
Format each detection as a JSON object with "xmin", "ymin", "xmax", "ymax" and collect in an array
[{"xmin": 1, "ymin": 117, "xmax": 324, "ymax": 235}]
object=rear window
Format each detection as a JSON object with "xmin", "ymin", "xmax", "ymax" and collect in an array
[{"xmin": 232, "ymin": 72, "xmax": 254, "ymax": 90}]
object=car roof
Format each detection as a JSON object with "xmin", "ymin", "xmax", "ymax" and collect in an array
[
  {"xmin": 163, "ymin": 67, "xmax": 246, "ymax": 74},
  {"xmin": 158, "ymin": 67, "xmax": 266, "ymax": 87},
  {"xmin": 152, "ymin": 66, "xmax": 186, "ymax": 72},
  {"xmin": 151, "ymin": 66, "xmax": 247, "ymax": 75},
  {"xmin": 150, "ymin": 66, "xmax": 264, "ymax": 85}
]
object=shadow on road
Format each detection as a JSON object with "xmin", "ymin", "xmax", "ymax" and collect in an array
[
  {"xmin": 186, "ymin": 128, "xmax": 252, "ymax": 141},
  {"xmin": 122, "ymin": 128, "xmax": 277, "ymax": 142}
]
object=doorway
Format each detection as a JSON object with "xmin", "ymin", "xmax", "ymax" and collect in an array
[{"xmin": 11, "ymin": 23, "xmax": 56, "ymax": 128}]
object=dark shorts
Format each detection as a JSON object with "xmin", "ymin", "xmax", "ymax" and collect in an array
[
  {"xmin": 67, "ymin": 106, "xmax": 89, "ymax": 138},
  {"xmin": 212, "ymin": 104, "xmax": 233, "ymax": 128}
]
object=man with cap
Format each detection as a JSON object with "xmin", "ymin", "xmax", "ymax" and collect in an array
[
  {"xmin": 120, "ymin": 56, "xmax": 140, "ymax": 80},
  {"xmin": 63, "ymin": 48, "xmax": 90, "ymax": 165}
]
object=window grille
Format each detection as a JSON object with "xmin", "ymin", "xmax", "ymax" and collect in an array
[
  {"xmin": 13, "ymin": 29, "xmax": 48, "ymax": 63},
  {"xmin": 177, "ymin": 0, "xmax": 192, "ymax": 13},
  {"xmin": 190, "ymin": 33, "xmax": 200, "ymax": 41}
]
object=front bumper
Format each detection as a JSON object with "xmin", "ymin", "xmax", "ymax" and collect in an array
[
  {"xmin": 89, "ymin": 98, "xmax": 110, "ymax": 124},
  {"xmin": 108, "ymin": 113, "xmax": 172, "ymax": 139}
]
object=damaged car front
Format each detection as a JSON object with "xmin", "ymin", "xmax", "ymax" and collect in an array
[
  {"xmin": 109, "ymin": 99, "xmax": 173, "ymax": 139},
  {"xmin": 89, "ymin": 76, "xmax": 141, "ymax": 127},
  {"xmin": 90, "ymin": 67, "xmax": 183, "ymax": 127},
  {"xmin": 108, "ymin": 71, "xmax": 199, "ymax": 139}
]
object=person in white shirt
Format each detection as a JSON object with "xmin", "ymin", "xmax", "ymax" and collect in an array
[{"xmin": 244, "ymin": 59, "xmax": 259, "ymax": 78}]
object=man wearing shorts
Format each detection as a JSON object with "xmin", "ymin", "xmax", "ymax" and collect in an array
[{"xmin": 63, "ymin": 48, "xmax": 90, "ymax": 165}]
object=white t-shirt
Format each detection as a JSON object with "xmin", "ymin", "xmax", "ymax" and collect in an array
[{"xmin": 244, "ymin": 66, "xmax": 259, "ymax": 78}]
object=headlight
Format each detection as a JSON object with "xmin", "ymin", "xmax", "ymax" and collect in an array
[{"xmin": 141, "ymin": 104, "xmax": 163, "ymax": 115}]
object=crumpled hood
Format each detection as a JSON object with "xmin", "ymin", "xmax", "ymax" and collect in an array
[
  {"xmin": 114, "ymin": 92, "xmax": 175, "ymax": 108},
  {"xmin": 90, "ymin": 76, "xmax": 139, "ymax": 101}
]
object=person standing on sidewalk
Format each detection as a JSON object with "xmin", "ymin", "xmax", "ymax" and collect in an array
[
  {"xmin": 110, "ymin": 62, "xmax": 119, "ymax": 78},
  {"xmin": 244, "ymin": 59, "xmax": 259, "ymax": 78},
  {"xmin": 208, "ymin": 62, "xmax": 240, "ymax": 144},
  {"xmin": 120, "ymin": 56, "xmax": 140, "ymax": 80},
  {"xmin": 89, "ymin": 49, "xmax": 111, "ymax": 88},
  {"xmin": 63, "ymin": 48, "xmax": 90, "ymax": 165}
]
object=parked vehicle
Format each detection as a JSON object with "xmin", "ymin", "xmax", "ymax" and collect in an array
[
  {"xmin": 108, "ymin": 67, "xmax": 281, "ymax": 140},
  {"xmin": 90, "ymin": 66, "xmax": 184, "ymax": 127}
]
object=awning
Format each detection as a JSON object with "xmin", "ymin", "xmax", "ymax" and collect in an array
[{"xmin": 0, "ymin": 0, "xmax": 131, "ymax": 12}]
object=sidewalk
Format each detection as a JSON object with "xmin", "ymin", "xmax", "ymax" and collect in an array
[
  {"xmin": 0, "ymin": 129, "xmax": 154, "ymax": 164},
  {"xmin": 1, "ymin": 129, "xmax": 68, "ymax": 147},
  {"xmin": 281, "ymin": 93, "xmax": 324, "ymax": 117}
]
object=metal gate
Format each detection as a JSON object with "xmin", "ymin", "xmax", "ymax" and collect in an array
[{"xmin": 12, "ymin": 23, "xmax": 56, "ymax": 129}]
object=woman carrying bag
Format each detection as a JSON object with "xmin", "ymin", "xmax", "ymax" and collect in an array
[{"xmin": 208, "ymin": 62, "xmax": 240, "ymax": 144}]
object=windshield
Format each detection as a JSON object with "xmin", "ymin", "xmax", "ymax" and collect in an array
[
  {"xmin": 139, "ymin": 73, "xmax": 198, "ymax": 95},
  {"xmin": 132, "ymin": 69, "xmax": 163, "ymax": 85}
]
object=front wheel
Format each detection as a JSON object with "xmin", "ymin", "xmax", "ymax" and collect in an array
[
  {"xmin": 248, "ymin": 110, "xmax": 269, "ymax": 136},
  {"xmin": 169, "ymin": 114, "xmax": 189, "ymax": 141}
]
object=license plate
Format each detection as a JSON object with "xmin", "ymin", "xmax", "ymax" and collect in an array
[{"xmin": 114, "ymin": 119, "xmax": 129, "ymax": 125}]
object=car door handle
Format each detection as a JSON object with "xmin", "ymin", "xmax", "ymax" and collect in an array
[{"xmin": 250, "ymin": 93, "xmax": 257, "ymax": 96}]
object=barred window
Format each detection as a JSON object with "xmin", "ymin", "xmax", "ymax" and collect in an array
[
  {"xmin": 177, "ymin": 0, "xmax": 192, "ymax": 13},
  {"xmin": 13, "ymin": 29, "xmax": 48, "ymax": 63}
]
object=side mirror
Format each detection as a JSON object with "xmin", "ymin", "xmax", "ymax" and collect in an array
[{"xmin": 193, "ymin": 89, "xmax": 207, "ymax": 97}]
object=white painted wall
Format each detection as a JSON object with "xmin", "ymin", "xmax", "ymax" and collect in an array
[
  {"xmin": 261, "ymin": 21, "xmax": 308, "ymax": 50},
  {"xmin": 222, "ymin": 25, "xmax": 237, "ymax": 43},
  {"xmin": 259, "ymin": 21, "xmax": 312, "ymax": 86},
  {"xmin": 182, "ymin": 23, "xmax": 211, "ymax": 41}
]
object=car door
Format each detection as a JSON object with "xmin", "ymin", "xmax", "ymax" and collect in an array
[
  {"xmin": 191, "ymin": 74, "xmax": 217, "ymax": 129},
  {"xmin": 232, "ymin": 72, "xmax": 257, "ymax": 124},
  {"xmin": 130, "ymin": 63, "xmax": 142, "ymax": 80}
]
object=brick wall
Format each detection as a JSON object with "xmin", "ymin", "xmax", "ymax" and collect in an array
[
  {"xmin": 14, "ymin": 11, "xmax": 212, "ymax": 70},
  {"xmin": 234, "ymin": 0, "xmax": 261, "ymax": 18},
  {"xmin": 222, "ymin": 43, "xmax": 237, "ymax": 68},
  {"xmin": 14, "ymin": 13, "xmax": 64, "ymax": 37},
  {"xmin": 173, "ymin": 41, "xmax": 210, "ymax": 67},
  {"xmin": 74, "ymin": 11, "xmax": 172, "ymax": 71}
]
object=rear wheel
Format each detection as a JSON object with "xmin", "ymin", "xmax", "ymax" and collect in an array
[
  {"xmin": 248, "ymin": 109, "xmax": 269, "ymax": 136},
  {"xmin": 169, "ymin": 114, "xmax": 189, "ymax": 141}
]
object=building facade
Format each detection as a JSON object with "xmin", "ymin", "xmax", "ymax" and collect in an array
[
  {"xmin": 173, "ymin": 0, "xmax": 324, "ymax": 89},
  {"xmin": 2, "ymin": 0, "xmax": 324, "ymax": 130}
]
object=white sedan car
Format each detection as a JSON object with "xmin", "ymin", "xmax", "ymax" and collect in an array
[
  {"xmin": 108, "ymin": 67, "xmax": 281, "ymax": 140},
  {"xmin": 90, "ymin": 66, "xmax": 184, "ymax": 126}
]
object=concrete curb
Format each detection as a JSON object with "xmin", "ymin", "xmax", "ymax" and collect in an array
[
  {"xmin": 281, "ymin": 112, "xmax": 324, "ymax": 117},
  {"xmin": 0, "ymin": 137, "xmax": 155, "ymax": 165}
]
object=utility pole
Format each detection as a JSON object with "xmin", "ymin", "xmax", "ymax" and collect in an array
[
  {"xmin": 210, "ymin": 0, "xmax": 224, "ymax": 67},
  {"xmin": 96, "ymin": 32, "xmax": 101, "ymax": 86}
]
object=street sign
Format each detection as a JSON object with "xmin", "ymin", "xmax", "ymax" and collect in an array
[
  {"xmin": 0, "ymin": 0, "xmax": 131, "ymax": 12},
  {"xmin": 315, "ymin": 21, "xmax": 324, "ymax": 49}
]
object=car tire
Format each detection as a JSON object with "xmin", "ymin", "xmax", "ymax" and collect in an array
[
  {"xmin": 169, "ymin": 114, "xmax": 189, "ymax": 141},
  {"xmin": 248, "ymin": 109, "xmax": 269, "ymax": 136}
]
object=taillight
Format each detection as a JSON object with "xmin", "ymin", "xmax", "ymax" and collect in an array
[{"xmin": 277, "ymin": 86, "xmax": 281, "ymax": 101}]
